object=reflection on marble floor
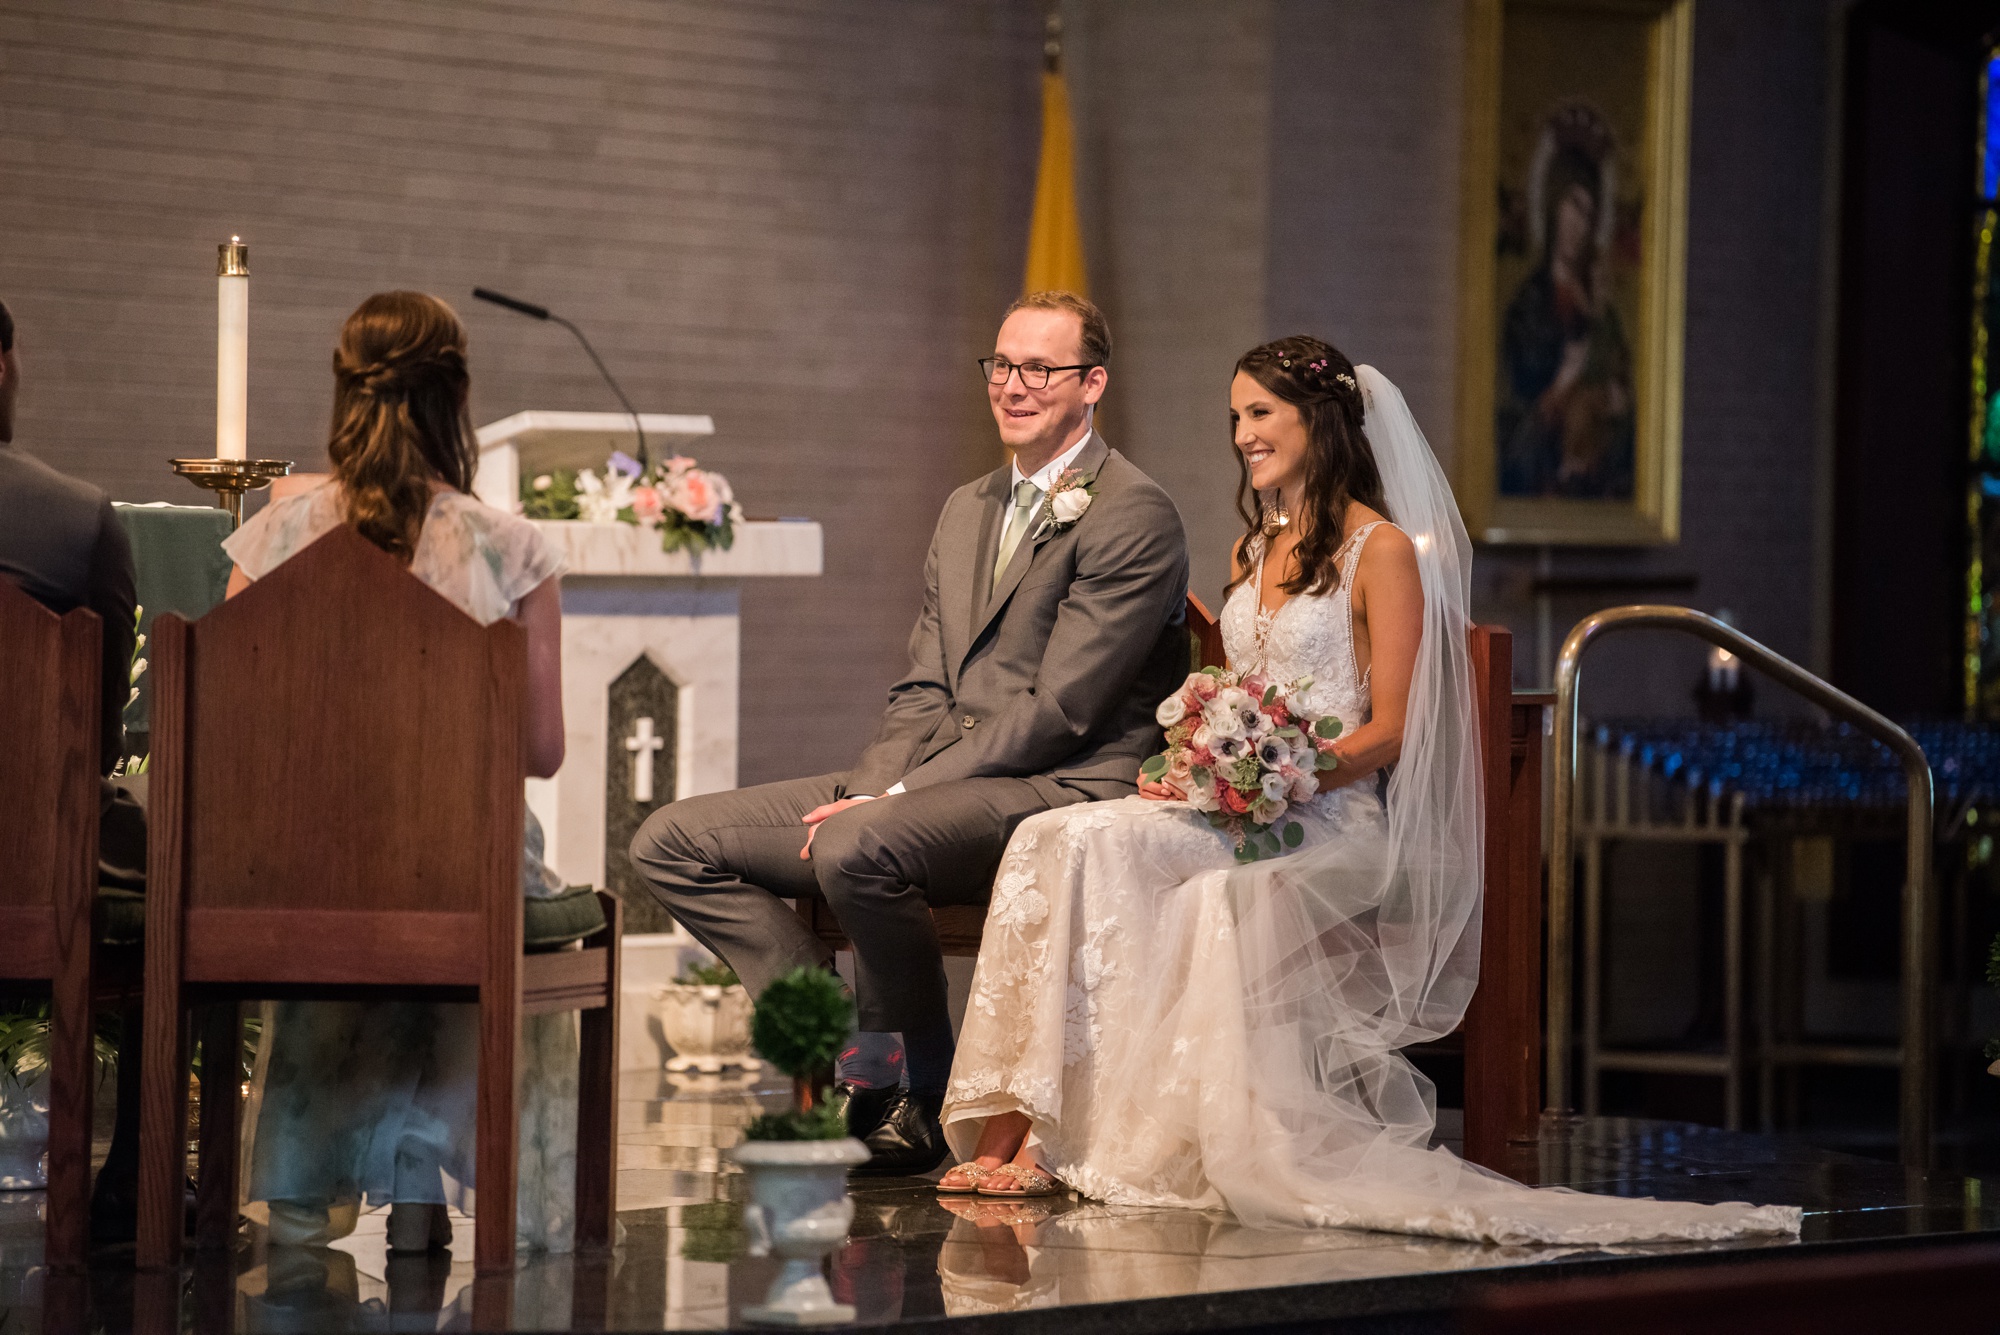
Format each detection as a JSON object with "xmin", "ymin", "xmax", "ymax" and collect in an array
[{"xmin": 2, "ymin": 1068, "xmax": 1995, "ymax": 1331}]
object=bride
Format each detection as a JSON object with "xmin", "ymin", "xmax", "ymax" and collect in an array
[{"xmin": 937, "ymin": 337, "xmax": 1801, "ymax": 1244}]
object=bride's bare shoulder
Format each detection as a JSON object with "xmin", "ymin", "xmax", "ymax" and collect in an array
[{"xmin": 1354, "ymin": 521, "xmax": 1419, "ymax": 600}]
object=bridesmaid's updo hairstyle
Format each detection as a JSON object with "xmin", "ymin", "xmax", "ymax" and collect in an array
[
  {"xmin": 1229, "ymin": 335, "xmax": 1389, "ymax": 598},
  {"xmin": 327, "ymin": 291, "xmax": 478, "ymax": 562}
]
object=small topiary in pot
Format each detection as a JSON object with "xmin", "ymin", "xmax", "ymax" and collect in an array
[{"xmin": 744, "ymin": 966, "xmax": 854, "ymax": 1142}]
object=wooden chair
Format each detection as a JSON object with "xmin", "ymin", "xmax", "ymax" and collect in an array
[
  {"xmin": 0, "ymin": 577, "xmax": 120, "ymax": 1272},
  {"xmin": 795, "ymin": 592, "xmax": 1545, "ymax": 1170},
  {"xmin": 135, "ymin": 526, "xmax": 622, "ymax": 1279}
]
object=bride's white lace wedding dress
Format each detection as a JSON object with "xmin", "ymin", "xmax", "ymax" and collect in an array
[{"xmin": 942, "ymin": 513, "xmax": 1801, "ymax": 1245}]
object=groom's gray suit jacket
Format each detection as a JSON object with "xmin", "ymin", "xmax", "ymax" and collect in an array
[{"xmin": 844, "ymin": 432, "xmax": 1190, "ymax": 801}]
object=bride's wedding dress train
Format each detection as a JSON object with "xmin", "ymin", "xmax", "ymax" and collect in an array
[{"xmin": 943, "ymin": 432, "xmax": 1801, "ymax": 1244}]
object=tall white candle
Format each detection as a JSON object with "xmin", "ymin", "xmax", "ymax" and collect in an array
[{"xmin": 216, "ymin": 237, "xmax": 248, "ymax": 460}]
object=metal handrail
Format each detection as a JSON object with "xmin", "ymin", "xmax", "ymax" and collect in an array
[{"xmin": 1547, "ymin": 605, "xmax": 1935, "ymax": 1169}]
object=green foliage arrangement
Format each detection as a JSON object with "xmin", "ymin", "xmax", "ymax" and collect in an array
[
  {"xmin": 677, "ymin": 1200, "xmax": 747, "ymax": 1263},
  {"xmin": 0, "ymin": 1002, "xmax": 120, "ymax": 1086},
  {"xmin": 744, "ymin": 966, "xmax": 855, "ymax": 1141},
  {"xmin": 519, "ymin": 470, "xmax": 583, "ymax": 521},
  {"xmin": 675, "ymin": 959, "xmax": 741, "ymax": 988},
  {"xmin": 118, "ymin": 603, "xmax": 149, "ymax": 777}
]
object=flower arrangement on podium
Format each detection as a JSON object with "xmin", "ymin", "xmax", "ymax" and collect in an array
[
  {"xmin": 521, "ymin": 450, "xmax": 744, "ymax": 554},
  {"xmin": 1142, "ymin": 669, "xmax": 1341, "ymax": 863}
]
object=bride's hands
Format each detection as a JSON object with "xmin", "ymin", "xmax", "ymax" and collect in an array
[{"xmin": 1137, "ymin": 770, "xmax": 1186, "ymax": 802}]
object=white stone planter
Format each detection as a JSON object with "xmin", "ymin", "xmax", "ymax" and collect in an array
[
  {"xmin": 729, "ymin": 1137, "xmax": 871, "ymax": 1325},
  {"xmin": 656, "ymin": 982, "xmax": 761, "ymax": 1074},
  {"xmin": 0, "ymin": 1070, "xmax": 51, "ymax": 1190}
]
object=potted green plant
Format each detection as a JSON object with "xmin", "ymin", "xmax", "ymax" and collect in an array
[
  {"xmin": 729, "ymin": 967, "xmax": 868, "ymax": 1325},
  {"xmin": 0, "ymin": 1003, "xmax": 57, "ymax": 1189},
  {"xmin": 657, "ymin": 958, "xmax": 760, "ymax": 1076}
]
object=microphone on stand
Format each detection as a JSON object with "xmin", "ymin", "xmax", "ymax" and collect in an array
[{"xmin": 472, "ymin": 287, "xmax": 647, "ymax": 468}]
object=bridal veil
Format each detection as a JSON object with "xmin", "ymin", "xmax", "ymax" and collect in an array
[{"xmin": 1199, "ymin": 366, "xmax": 1798, "ymax": 1240}]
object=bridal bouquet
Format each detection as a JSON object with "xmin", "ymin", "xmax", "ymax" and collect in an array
[
  {"xmin": 1141, "ymin": 668, "xmax": 1341, "ymax": 862},
  {"xmin": 521, "ymin": 451, "xmax": 744, "ymax": 555}
]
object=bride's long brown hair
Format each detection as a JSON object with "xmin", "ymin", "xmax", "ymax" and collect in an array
[
  {"xmin": 326, "ymin": 291, "xmax": 477, "ymax": 562},
  {"xmin": 1227, "ymin": 336, "xmax": 1389, "ymax": 598}
]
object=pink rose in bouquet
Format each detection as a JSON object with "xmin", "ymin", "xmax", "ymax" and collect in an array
[
  {"xmin": 1142, "ymin": 668, "xmax": 1343, "ymax": 862},
  {"xmin": 671, "ymin": 468, "xmax": 719, "ymax": 525}
]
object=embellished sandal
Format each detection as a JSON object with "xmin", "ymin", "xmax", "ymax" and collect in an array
[
  {"xmin": 937, "ymin": 1162, "xmax": 998, "ymax": 1194},
  {"xmin": 938, "ymin": 1194, "xmax": 1055, "ymax": 1227},
  {"xmin": 976, "ymin": 1162, "xmax": 1061, "ymax": 1198}
]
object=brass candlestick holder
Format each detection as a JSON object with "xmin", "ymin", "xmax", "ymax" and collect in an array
[{"xmin": 169, "ymin": 457, "xmax": 294, "ymax": 528}]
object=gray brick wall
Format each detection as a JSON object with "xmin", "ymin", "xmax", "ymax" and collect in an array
[
  {"xmin": 2, "ymin": 0, "xmax": 1846, "ymax": 787},
  {"xmin": 1062, "ymin": 0, "xmax": 1275, "ymax": 612},
  {"xmin": 0, "ymin": 0, "xmax": 1043, "ymax": 782}
]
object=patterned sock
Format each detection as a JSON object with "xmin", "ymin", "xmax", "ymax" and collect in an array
[
  {"xmin": 835, "ymin": 1030, "xmax": 904, "ymax": 1090},
  {"xmin": 901, "ymin": 1014, "xmax": 956, "ymax": 1098}
]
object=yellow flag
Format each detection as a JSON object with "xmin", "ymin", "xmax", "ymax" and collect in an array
[{"xmin": 1023, "ymin": 67, "xmax": 1087, "ymax": 297}]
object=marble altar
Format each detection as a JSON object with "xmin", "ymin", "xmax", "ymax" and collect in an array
[
  {"xmin": 475, "ymin": 412, "xmax": 823, "ymax": 1068},
  {"xmin": 525, "ymin": 519, "xmax": 824, "ymax": 915}
]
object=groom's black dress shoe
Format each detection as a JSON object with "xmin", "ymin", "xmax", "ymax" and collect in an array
[
  {"xmin": 851, "ymin": 1089, "xmax": 948, "ymax": 1177},
  {"xmin": 831, "ymin": 1081, "xmax": 899, "ymax": 1141}
]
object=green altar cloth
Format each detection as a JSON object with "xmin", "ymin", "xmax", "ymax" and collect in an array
[{"xmin": 114, "ymin": 502, "xmax": 234, "ymax": 742}]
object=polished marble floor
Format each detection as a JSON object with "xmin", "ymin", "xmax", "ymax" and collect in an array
[{"xmin": 3, "ymin": 1068, "xmax": 1996, "ymax": 1332}]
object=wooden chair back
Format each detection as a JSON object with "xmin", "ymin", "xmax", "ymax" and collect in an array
[
  {"xmin": 1187, "ymin": 591, "xmax": 1225, "ymax": 671},
  {"xmin": 1462, "ymin": 626, "xmax": 1545, "ymax": 1165},
  {"xmin": 0, "ymin": 576, "xmax": 100, "ymax": 979},
  {"xmin": 140, "ymin": 524, "xmax": 613, "ymax": 1288},
  {"xmin": 0, "ymin": 576, "xmax": 104, "ymax": 1271},
  {"xmin": 148, "ymin": 525, "xmax": 526, "ymax": 988}
]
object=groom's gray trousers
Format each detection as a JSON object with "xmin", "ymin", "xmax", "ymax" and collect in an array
[{"xmin": 628, "ymin": 772, "xmax": 1084, "ymax": 1031}]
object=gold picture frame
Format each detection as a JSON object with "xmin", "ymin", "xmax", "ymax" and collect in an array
[{"xmin": 1454, "ymin": 0, "xmax": 1693, "ymax": 545}]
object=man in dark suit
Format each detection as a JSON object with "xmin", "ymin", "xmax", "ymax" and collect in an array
[
  {"xmin": 0, "ymin": 298, "xmax": 138, "ymax": 773},
  {"xmin": 632, "ymin": 292, "xmax": 1189, "ymax": 1172}
]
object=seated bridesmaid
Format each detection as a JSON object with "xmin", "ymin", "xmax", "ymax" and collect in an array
[{"xmin": 220, "ymin": 290, "xmax": 576, "ymax": 1254}]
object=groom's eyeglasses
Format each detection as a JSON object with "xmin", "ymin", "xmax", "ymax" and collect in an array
[{"xmin": 979, "ymin": 357, "xmax": 1098, "ymax": 390}]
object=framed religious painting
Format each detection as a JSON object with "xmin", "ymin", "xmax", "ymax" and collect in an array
[{"xmin": 1454, "ymin": 0, "xmax": 1693, "ymax": 545}]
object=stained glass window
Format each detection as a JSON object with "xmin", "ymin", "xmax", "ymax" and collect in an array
[{"xmin": 1967, "ymin": 48, "xmax": 2000, "ymax": 714}]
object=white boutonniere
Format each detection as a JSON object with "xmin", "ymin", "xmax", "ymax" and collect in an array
[{"xmin": 1031, "ymin": 466, "xmax": 1096, "ymax": 539}]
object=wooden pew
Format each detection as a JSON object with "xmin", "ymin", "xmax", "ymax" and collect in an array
[
  {"xmin": 135, "ymin": 526, "xmax": 622, "ymax": 1284},
  {"xmin": 0, "ymin": 578, "xmax": 121, "ymax": 1272},
  {"xmin": 795, "ymin": 594, "xmax": 1545, "ymax": 1171}
]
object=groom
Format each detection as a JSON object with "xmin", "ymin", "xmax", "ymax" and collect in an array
[{"xmin": 630, "ymin": 291, "xmax": 1189, "ymax": 1173}]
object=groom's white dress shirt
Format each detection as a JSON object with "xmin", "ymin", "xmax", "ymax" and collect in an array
[
  {"xmin": 872, "ymin": 428, "xmax": 1096, "ymax": 798},
  {"xmin": 1012, "ymin": 429, "xmax": 1094, "ymax": 494}
]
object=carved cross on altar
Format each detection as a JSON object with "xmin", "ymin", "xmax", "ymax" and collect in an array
[{"xmin": 625, "ymin": 715, "xmax": 666, "ymax": 803}]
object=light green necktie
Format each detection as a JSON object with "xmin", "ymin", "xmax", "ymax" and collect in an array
[{"xmin": 991, "ymin": 479, "xmax": 1042, "ymax": 593}]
